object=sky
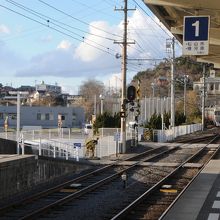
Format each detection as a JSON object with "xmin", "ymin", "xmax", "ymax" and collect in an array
[{"xmin": 0, "ymin": 0, "xmax": 182, "ymax": 94}]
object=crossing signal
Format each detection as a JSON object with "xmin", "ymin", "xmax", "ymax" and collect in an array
[{"xmin": 127, "ymin": 85, "xmax": 136, "ymax": 101}]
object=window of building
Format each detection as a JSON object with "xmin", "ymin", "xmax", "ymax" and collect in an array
[
  {"xmin": 9, "ymin": 113, "xmax": 17, "ymax": 120},
  {"xmin": 215, "ymin": 83, "xmax": 219, "ymax": 90},
  {"xmin": 210, "ymin": 83, "xmax": 214, "ymax": 91},
  {"xmin": 45, "ymin": 113, "xmax": 50, "ymax": 120},
  {"xmin": 0, "ymin": 113, "xmax": 3, "ymax": 120},
  {"xmin": 72, "ymin": 113, "xmax": 76, "ymax": 121},
  {"xmin": 37, "ymin": 113, "xmax": 41, "ymax": 120}
]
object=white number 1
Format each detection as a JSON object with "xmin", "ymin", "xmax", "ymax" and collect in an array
[{"xmin": 192, "ymin": 20, "xmax": 199, "ymax": 37}]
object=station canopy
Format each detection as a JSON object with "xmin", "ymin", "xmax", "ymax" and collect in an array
[{"xmin": 144, "ymin": 0, "xmax": 220, "ymax": 68}]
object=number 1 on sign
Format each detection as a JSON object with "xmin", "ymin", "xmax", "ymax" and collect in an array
[{"xmin": 192, "ymin": 20, "xmax": 199, "ymax": 37}]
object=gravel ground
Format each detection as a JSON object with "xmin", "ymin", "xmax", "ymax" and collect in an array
[{"xmin": 41, "ymin": 166, "xmax": 174, "ymax": 220}]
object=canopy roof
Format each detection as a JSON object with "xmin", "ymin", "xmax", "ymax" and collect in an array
[{"xmin": 144, "ymin": 0, "xmax": 220, "ymax": 68}]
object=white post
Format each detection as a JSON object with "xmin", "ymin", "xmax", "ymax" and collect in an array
[
  {"xmin": 69, "ymin": 128, "xmax": 71, "ymax": 140},
  {"xmin": 39, "ymin": 138, "xmax": 42, "ymax": 156},
  {"xmin": 21, "ymin": 133, "xmax": 24, "ymax": 155},
  {"xmin": 76, "ymin": 147, "xmax": 79, "ymax": 161},
  {"xmin": 16, "ymin": 92, "xmax": 20, "ymax": 154},
  {"xmin": 99, "ymin": 139, "xmax": 101, "ymax": 158},
  {"xmin": 49, "ymin": 129, "xmax": 51, "ymax": 139},
  {"xmin": 53, "ymin": 145, "xmax": 56, "ymax": 158},
  {"xmin": 66, "ymin": 145, "xmax": 68, "ymax": 160},
  {"xmin": 144, "ymin": 96, "xmax": 147, "ymax": 121}
]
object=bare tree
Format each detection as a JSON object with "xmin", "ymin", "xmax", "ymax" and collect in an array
[{"xmin": 78, "ymin": 79, "xmax": 105, "ymax": 122}]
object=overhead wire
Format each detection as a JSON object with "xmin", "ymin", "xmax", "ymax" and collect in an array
[
  {"xmin": 38, "ymin": 0, "xmax": 123, "ymax": 39},
  {"xmin": 5, "ymin": 0, "xmax": 119, "ymax": 54},
  {"xmin": 133, "ymin": 0, "xmax": 172, "ymax": 38},
  {"xmin": 0, "ymin": 3, "xmax": 116, "ymax": 56},
  {"xmin": 71, "ymin": 0, "xmax": 121, "ymax": 20},
  {"xmin": 8, "ymin": 0, "xmax": 118, "ymax": 41}
]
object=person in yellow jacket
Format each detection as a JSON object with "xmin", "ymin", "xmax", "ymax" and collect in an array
[{"xmin": 85, "ymin": 137, "xmax": 99, "ymax": 157}]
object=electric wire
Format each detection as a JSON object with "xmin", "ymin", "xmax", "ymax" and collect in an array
[
  {"xmin": 0, "ymin": 3, "xmax": 115, "ymax": 56},
  {"xmin": 38, "ymin": 0, "xmax": 123, "ymax": 39},
  {"xmin": 7, "ymin": 0, "xmax": 118, "ymax": 41},
  {"xmin": 133, "ymin": 0, "xmax": 172, "ymax": 38},
  {"xmin": 5, "ymin": 0, "xmax": 117, "ymax": 53}
]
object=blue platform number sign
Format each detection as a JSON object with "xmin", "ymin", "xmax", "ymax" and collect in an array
[
  {"xmin": 73, "ymin": 143, "xmax": 81, "ymax": 148},
  {"xmin": 183, "ymin": 16, "xmax": 210, "ymax": 55}
]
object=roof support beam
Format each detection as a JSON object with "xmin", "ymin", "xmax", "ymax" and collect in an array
[{"xmin": 144, "ymin": 0, "xmax": 220, "ymax": 10}]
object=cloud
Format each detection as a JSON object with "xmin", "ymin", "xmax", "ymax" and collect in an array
[
  {"xmin": 11, "ymin": 10, "xmax": 174, "ymax": 83},
  {"xmin": 0, "ymin": 24, "xmax": 10, "ymax": 34},
  {"xmin": 74, "ymin": 21, "xmax": 120, "ymax": 62},
  {"xmin": 40, "ymin": 34, "xmax": 53, "ymax": 43},
  {"xmin": 57, "ymin": 40, "xmax": 71, "ymax": 50}
]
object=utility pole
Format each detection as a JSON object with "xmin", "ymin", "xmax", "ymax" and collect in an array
[
  {"xmin": 170, "ymin": 37, "xmax": 175, "ymax": 128},
  {"xmin": 202, "ymin": 64, "xmax": 206, "ymax": 131},
  {"xmin": 184, "ymin": 75, "xmax": 187, "ymax": 117},
  {"xmin": 115, "ymin": 0, "xmax": 135, "ymax": 153},
  {"xmin": 166, "ymin": 37, "xmax": 176, "ymax": 128}
]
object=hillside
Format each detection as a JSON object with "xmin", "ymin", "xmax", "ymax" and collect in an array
[{"xmin": 131, "ymin": 56, "xmax": 204, "ymax": 98}]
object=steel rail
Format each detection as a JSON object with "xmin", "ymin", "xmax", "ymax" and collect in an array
[
  {"xmin": 111, "ymin": 135, "xmax": 219, "ymax": 220},
  {"xmin": 159, "ymin": 135, "xmax": 220, "ymax": 220},
  {"xmin": 17, "ymin": 146, "xmax": 179, "ymax": 220},
  {"xmin": 0, "ymin": 145, "xmax": 169, "ymax": 216}
]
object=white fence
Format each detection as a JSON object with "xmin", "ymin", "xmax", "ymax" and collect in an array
[{"xmin": 155, "ymin": 123, "xmax": 202, "ymax": 142}]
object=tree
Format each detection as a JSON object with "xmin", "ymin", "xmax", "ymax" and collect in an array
[
  {"xmin": 78, "ymin": 79, "xmax": 105, "ymax": 122},
  {"xmin": 93, "ymin": 112, "xmax": 120, "ymax": 134},
  {"xmin": 185, "ymin": 90, "xmax": 201, "ymax": 123}
]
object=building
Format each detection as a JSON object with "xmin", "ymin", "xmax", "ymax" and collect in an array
[
  {"xmin": 36, "ymin": 81, "xmax": 61, "ymax": 94},
  {"xmin": 0, "ymin": 106, "xmax": 85, "ymax": 129},
  {"xmin": 193, "ymin": 70, "xmax": 220, "ymax": 106}
]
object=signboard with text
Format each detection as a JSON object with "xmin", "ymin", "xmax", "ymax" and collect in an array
[
  {"xmin": 183, "ymin": 16, "xmax": 210, "ymax": 55},
  {"xmin": 73, "ymin": 143, "xmax": 81, "ymax": 148}
]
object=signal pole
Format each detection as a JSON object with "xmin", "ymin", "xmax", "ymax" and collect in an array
[{"xmin": 115, "ymin": 0, "xmax": 135, "ymax": 153}]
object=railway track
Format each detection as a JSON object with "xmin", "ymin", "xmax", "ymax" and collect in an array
[
  {"xmin": 110, "ymin": 135, "xmax": 220, "ymax": 220},
  {"xmin": 0, "ymin": 145, "xmax": 176, "ymax": 219},
  {"xmin": 1, "ymin": 134, "xmax": 219, "ymax": 219}
]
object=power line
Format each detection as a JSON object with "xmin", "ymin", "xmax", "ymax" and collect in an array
[
  {"xmin": 0, "ymin": 3, "xmax": 115, "ymax": 56},
  {"xmin": 132, "ymin": 0, "xmax": 172, "ymax": 38},
  {"xmin": 5, "ymin": 0, "xmax": 117, "ymax": 53},
  {"xmin": 5, "ymin": 0, "xmax": 118, "ymax": 42},
  {"xmin": 38, "ymin": 0, "xmax": 123, "ymax": 39}
]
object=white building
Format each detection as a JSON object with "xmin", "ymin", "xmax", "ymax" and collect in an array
[
  {"xmin": 193, "ymin": 69, "xmax": 220, "ymax": 106},
  {"xmin": 36, "ymin": 81, "xmax": 61, "ymax": 94}
]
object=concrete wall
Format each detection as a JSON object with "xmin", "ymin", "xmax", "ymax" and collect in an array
[
  {"xmin": 0, "ymin": 138, "xmax": 16, "ymax": 154},
  {"xmin": 0, "ymin": 138, "xmax": 33, "ymax": 154},
  {"xmin": 0, "ymin": 155, "xmax": 90, "ymax": 201}
]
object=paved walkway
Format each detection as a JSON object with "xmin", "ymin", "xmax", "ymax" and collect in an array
[{"xmin": 163, "ymin": 160, "xmax": 220, "ymax": 220}]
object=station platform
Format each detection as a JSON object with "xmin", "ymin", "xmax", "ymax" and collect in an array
[{"xmin": 163, "ymin": 159, "xmax": 220, "ymax": 220}]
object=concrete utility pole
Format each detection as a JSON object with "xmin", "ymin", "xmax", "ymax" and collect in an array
[
  {"xmin": 170, "ymin": 37, "xmax": 175, "ymax": 128},
  {"xmin": 9, "ymin": 91, "xmax": 29, "ymax": 154},
  {"xmin": 202, "ymin": 64, "xmax": 206, "ymax": 131},
  {"xmin": 184, "ymin": 75, "xmax": 187, "ymax": 117},
  {"xmin": 115, "ymin": 0, "xmax": 135, "ymax": 153},
  {"xmin": 17, "ymin": 92, "xmax": 21, "ymax": 154}
]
